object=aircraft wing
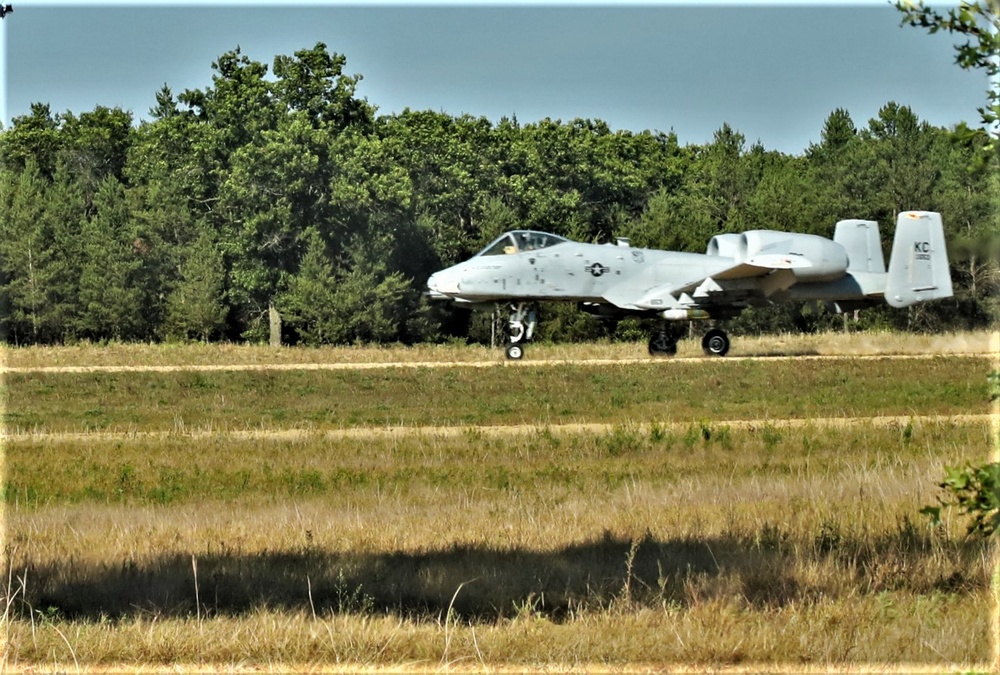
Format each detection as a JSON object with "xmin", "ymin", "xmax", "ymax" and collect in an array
[
  {"xmin": 606, "ymin": 257, "xmax": 803, "ymax": 312},
  {"xmin": 709, "ymin": 255, "xmax": 812, "ymax": 280}
]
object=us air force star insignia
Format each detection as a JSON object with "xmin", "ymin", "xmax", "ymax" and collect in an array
[{"xmin": 586, "ymin": 262, "xmax": 609, "ymax": 277}]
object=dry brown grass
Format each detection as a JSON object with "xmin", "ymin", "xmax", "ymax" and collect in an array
[
  {"xmin": 2, "ymin": 328, "xmax": 995, "ymax": 369},
  {"xmin": 3, "ymin": 421, "xmax": 995, "ymax": 669},
  {"xmin": 1, "ymin": 340, "xmax": 997, "ymax": 671},
  {"xmin": 4, "ymin": 593, "xmax": 991, "ymax": 670}
]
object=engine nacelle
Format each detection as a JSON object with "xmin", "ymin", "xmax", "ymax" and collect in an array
[
  {"xmin": 709, "ymin": 230, "xmax": 848, "ymax": 282},
  {"xmin": 742, "ymin": 231, "xmax": 848, "ymax": 281}
]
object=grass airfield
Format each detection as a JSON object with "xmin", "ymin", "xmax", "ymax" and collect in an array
[{"xmin": 1, "ymin": 330, "xmax": 997, "ymax": 672}]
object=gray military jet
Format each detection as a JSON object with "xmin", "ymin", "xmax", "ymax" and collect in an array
[{"xmin": 427, "ymin": 211, "xmax": 953, "ymax": 359}]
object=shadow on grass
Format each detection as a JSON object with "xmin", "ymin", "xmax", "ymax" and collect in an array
[{"xmin": 11, "ymin": 530, "xmax": 983, "ymax": 622}]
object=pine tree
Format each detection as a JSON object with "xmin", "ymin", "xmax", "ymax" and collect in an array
[
  {"xmin": 75, "ymin": 177, "xmax": 145, "ymax": 340},
  {"xmin": 279, "ymin": 231, "xmax": 339, "ymax": 345},
  {"xmin": 0, "ymin": 161, "xmax": 49, "ymax": 343},
  {"xmin": 163, "ymin": 229, "xmax": 228, "ymax": 341}
]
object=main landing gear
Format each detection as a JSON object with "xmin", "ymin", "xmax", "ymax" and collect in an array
[
  {"xmin": 502, "ymin": 302, "xmax": 537, "ymax": 360},
  {"xmin": 700, "ymin": 327, "xmax": 731, "ymax": 357},
  {"xmin": 648, "ymin": 325, "xmax": 731, "ymax": 357}
]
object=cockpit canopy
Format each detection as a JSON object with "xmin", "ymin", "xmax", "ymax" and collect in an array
[{"xmin": 477, "ymin": 230, "xmax": 569, "ymax": 257}]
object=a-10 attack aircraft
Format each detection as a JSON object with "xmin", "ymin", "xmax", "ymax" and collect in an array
[{"xmin": 426, "ymin": 211, "xmax": 953, "ymax": 359}]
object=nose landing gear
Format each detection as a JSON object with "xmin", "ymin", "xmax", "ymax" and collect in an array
[
  {"xmin": 502, "ymin": 302, "xmax": 537, "ymax": 360},
  {"xmin": 648, "ymin": 326, "xmax": 680, "ymax": 357},
  {"xmin": 504, "ymin": 342, "xmax": 524, "ymax": 360}
]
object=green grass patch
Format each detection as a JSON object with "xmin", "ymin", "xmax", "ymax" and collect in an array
[
  {"xmin": 6, "ymin": 420, "xmax": 990, "ymax": 507},
  {"xmin": 4, "ymin": 357, "xmax": 989, "ymax": 433}
]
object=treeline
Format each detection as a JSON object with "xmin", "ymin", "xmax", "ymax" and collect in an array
[{"xmin": 1, "ymin": 43, "xmax": 996, "ymax": 346}]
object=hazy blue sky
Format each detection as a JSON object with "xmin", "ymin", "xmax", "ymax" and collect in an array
[{"xmin": 1, "ymin": 1, "xmax": 989, "ymax": 154}]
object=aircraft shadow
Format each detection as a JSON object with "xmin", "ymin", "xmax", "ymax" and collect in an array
[{"xmin": 12, "ymin": 529, "xmax": 979, "ymax": 622}]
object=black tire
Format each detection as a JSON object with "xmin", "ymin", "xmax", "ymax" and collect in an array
[
  {"xmin": 648, "ymin": 334, "xmax": 677, "ymax": 357},
  {"xmin": 505, "ymin": 342, "xmax": 525, "ymax": 360},
  {"xmin": 701, "ymin": 328, "xmax": 730, "ymax": 356}
]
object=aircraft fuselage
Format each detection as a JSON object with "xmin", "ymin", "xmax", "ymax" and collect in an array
[
  {"xmin": 428, "ymin": 241, "xmax": 735, "ymax": 306},
  {"xmin": 426, "ymin": 215, "xmax": 953, "ymax": 359}
]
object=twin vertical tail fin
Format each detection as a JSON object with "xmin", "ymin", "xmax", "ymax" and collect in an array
[
  {"xmin": 884, "ymin": 211, "xmax": 953, "ymax": 308},
  {"xmin": 835, "ymin": 219, "xmax": 886, "ymax": 274}
]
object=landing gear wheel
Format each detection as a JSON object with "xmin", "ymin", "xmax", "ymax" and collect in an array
[
  {"xmin": 504, "ymin": 342, "xmax": 524, "ymax": 360},
  {"xmin": 701, "ymin": 328, "xmax": 730, "ymax": 357},
  {"xmin": 648, "ymin": 333, "xmax": 677, "ymax": 357}
]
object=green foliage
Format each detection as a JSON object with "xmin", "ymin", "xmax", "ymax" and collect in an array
[
  {"xmin": 163, "ymin": 229, "xmax": 228, "ymax": 342},
  {"xmin": 0, "ymin": 38, "xmax": 994, "ymax": 345},
  {"xmin": 0, "ymin": 160, "xmax": 50, "ymax": 342},
  {"xmin": 921, "ymin": 463, "xmax": 1000, "ymax": 537},
  {"xmin": 863, "ymin": 102, "xmax": 940, "ymax": 220},
  {"xmin": 0, "ymin": 160, "xmax": 90, "ymax": 343},
  {"xmin": 75, "ymin": 177, "xmax": 147, "ymax": 341},
  {"xmin": 58, "ymin": 106, "xmax": 134, "ymax": 196},
  {"xmin": 0, "ymin": 103, "xmax": 63, "ymax": 178},
  {"xmin": 530, "ymin": 303, "xmax": 611, "ymax": 344},
  {"xmin": 895, "ymin": 1, "xmax": 1000, "ymax": 161},
  {"xmin": 280, "ymin": 232, "xmax": 417, "ymax": 345},
  {"xmin": 275, "ymin": 231, "xmax": 338, "ymax": 345}
]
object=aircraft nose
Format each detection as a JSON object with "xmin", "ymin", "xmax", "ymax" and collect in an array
[{"xmin": 427, "ymin": 269, "xmax": 461, "ymax": 297}]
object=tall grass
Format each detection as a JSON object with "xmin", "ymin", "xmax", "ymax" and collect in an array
[
  {"xmin": 1, "ymin": 344, "xmax": 995, "ymax": 669},
  {"xmin": 2, "ymin": 328, "xmax": 995, "ymax": 370},
  {"xmin": 4, "ymin": 421, "xmax": 994, "ymax": 666}
]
